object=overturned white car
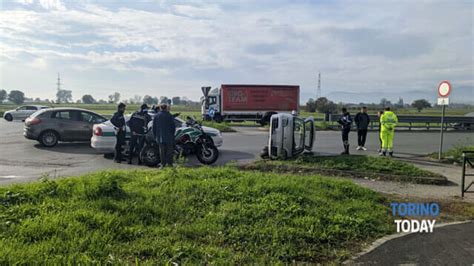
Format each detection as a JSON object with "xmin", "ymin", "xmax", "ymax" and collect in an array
[
  {"xmin": 91, "ymin": 116, "xmax": 223, "ymax": 154},
  {"xmin": 267, "ymin": 113, "xmax": 315, "ymax": 159}
]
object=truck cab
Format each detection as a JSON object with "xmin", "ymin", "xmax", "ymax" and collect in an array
[
  {"xmin": 268, "ymin": 113, "xmax": 314, "ymax": 159},
  {"xmin": 201, "ymin": 88, "xmax": 222, "ymax": 122}
]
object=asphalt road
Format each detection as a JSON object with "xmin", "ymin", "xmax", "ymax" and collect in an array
[
  {"xmin": 354, "ymin": 222, "xmax": 474, "ymax": 265},
  {"xmin": 0, "ymin": 119, "xmax": 473, "ymax": 185}
]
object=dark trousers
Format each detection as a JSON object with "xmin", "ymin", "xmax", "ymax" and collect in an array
[
  {"xmin": 159, "ymin": 142, "xmax": 174, "ymax": 167},
  {"xmin": 114, "ymin": 131, "xmax": 126, "ymax": 161},
  {"xmin": 357, "ymin": 129, "xmax": 368, "ymax": 146},
  {"xmin": 341, "ymin": 128, "xmax": 350, "ymax": 153},
  {"xmin": 128, "ymin": 133, "xmax": 145, "ymax": 162}
]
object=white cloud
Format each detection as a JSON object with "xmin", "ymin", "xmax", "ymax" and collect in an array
[{"xmin": 0, "ymin": 1, "xmax": 472, "ymax": 102}]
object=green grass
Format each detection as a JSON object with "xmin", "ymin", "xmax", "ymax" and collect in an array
[
  {"xmin": 430, "ymin": 145, "xmax": 474, "ymax": 163},
  {"xmin": 0, "ymin": 167, "xmax": 393, "ymax": 264},
  {"xmin": 201, "ymin": 121, "xmax": 236, "ymax": 132},
  {"xmin": 263, "ymin": 155, "xmax": 438, "ymax": 178}
]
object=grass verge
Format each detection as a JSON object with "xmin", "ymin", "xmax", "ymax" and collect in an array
[
  {"xmin": 200, "ymin": 121, "xmax": 236, "ymax": 132},
  {"xmin": 245, "ymin": 155, "xmax": 446, "ymax": 185},
  {"xmin": 0, "ymin": 167, "xmax": 392, "ymax": 264},
  {"xmin": 429, "ymin": 145, "xmax": 474, "ymax": 164}
]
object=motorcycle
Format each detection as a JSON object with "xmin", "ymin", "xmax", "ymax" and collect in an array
[{"xmin": 140, "ymin": 116, "xmax": 219, "ymax": 166}]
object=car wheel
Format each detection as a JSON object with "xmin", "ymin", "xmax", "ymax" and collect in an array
[
  {"xmin": 4, "ymin": 113, "xmax": 13, "ymax": 121},
  {"xmin": 39, "ymin": 130, "xmax": 59, "ymax": 147}
]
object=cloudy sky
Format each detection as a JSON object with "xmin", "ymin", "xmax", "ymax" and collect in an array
[{"xmin": 0, "ymin": 0, "xmax": 472, "ymax": 103}]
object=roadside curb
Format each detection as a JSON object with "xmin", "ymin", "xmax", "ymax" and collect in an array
[{"xmin": 343, "ymin": 220, "xmax": 473, "ymax": 265}]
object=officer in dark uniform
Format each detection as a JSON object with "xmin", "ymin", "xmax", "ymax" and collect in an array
[
  {"xmin": 127, "ymin": 103, "xmax": 151, "ymax": 164},
  {"xmin": 337, "ymin": 107, "xmax": 353, "ymax": 155},
  {"xmin": 110, "ymin": 102, "xmax": 126, "ymax": 163}
]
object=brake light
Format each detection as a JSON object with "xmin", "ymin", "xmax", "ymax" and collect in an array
[
  {"xmin": 94, "ymin": 127, "xmax": 103, "ymax": 136},
  {"xmin": 25, "ymin": 117, "xmax": 41, "ymax": 126}
]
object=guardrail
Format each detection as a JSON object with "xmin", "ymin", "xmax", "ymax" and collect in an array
[
  {"xmin": 325, "ymin": 114, "xmax": 474, "ymax": 130},
  {"xmin": 461, "ymin": 151, "xmax": 474, "ymax": 198}
]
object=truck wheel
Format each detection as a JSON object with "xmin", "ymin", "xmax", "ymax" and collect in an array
[
  {"xmin": 260, "ymin": 112, "xmax": 276, "ymax": 126},
  {"xmin": 214, "ymin": 114, "xmax": 223, "ymax": 123},
  {"xmin": 4, "ymin": 113, "xmax": 13, "ymax": 121}
]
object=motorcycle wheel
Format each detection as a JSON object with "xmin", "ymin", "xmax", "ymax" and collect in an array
[
  {"xmin": 140, "ymin": 145, "xmax": 161, "ymax": 167},
  {"xmin": 196, "ymin": 143, "xmax": 219, "ymax": 165}
]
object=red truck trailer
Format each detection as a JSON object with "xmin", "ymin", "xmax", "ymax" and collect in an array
[{"xmin": 201, "ymin": 84, "xmax": 300, "ymax": 125}]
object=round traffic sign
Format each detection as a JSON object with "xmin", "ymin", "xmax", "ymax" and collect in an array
[
  {"xmin": 208, "ymin": 107, "xmax": 215, "ymax": 118},
  {"xmin": 438, "ymin": 81, "xmax": 451, "ymax": 97}
]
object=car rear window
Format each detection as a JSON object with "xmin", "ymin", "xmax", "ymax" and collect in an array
[{"xmin": 52, "ymin": 111, "xmax": 72, "ymax": 120}]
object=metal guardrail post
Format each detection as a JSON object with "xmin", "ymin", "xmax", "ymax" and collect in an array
[{"xmin": 461, "ymin": 151, "xmax": 474, "ymax": 198}]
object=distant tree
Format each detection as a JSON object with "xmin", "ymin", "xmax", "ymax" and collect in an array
[
  {"xmin": 411, "ymin": 99, "xmax": 431, "ymax": 112},
  {"xmin": 315, "ymin": 97, "xmax": 337, "ymax": 113},
  {"xmin": 76, "ymin": 99, "xmax": 82, "ymax": 104},
  {"xmin": 129, "ymin": 95, "xmax": 142, "ymax": 104},
  {"xmin": 395, "ymin": 97, "xmax": 404, "ymax": 108},
  {"xmin": 8, "ymin": 90, "xmax": 25, "ymax": 104},
  {"xmin": 56, "ymin": 89, "xmax": 72, "ymax": 103},
  {"xmin": 143, "ymin": 95, "xmax": 159, "ymax": 105},
  {"xmin": 172, "ymin": 96, "xmax": 181, "ymax": 105},
  {"xmin": 0, "ymin": 89, "xmax": 7, "ymax": 102},
  {"xmin": 98, "ymin": 99, "xmax": 107, "ymax": 104},
  {"xmin": 34, "ymin": 97, "xmax": 41, "ymax": 103},
  {"xmin": 82, "ymin": 94, "xmax": 96, "ymax": 104},
  {"xmin": 108, "ymin": 92, "xmax": 121, "ymax": 103},
  {"xmin": 306, "ymin": 98, "xmax": 316, "ymax": 112},
  {"xmin": 379, "ymin": 98, "xmax": 392, "ymax": 108},
  {"xmin": 159, "ymin": 96, "xmax": 169, "ymax": 104}
]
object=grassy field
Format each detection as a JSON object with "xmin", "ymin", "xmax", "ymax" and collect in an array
[{"xmin": 0, "ymin": 167, "xmax": 393, "ymax": 264}]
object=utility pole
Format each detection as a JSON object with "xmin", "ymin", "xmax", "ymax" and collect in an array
[
  {"xmin": 316, "ymin": 71, "xmax": 321, "ymax": 99},
  {"xmin": 56, "ymin": 73, "xmax": 61, "ymax": 91}
]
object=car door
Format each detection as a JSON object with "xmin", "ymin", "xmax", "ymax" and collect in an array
[
  {"xmin": 24, "ymin": 106, "xmax": 39, "ymax": 119},
  {"xmin": 304, "ymin": 117, "xmax": 315, "ymax": 152},
  {"xmin": 51, "ymin": 110, "xmax": 78, "ymax": 141},
  {"xmin": 14, "ymin": 106, "xmax": 28, "ymax": 120},
  {"xmin": 77, "ymin": 111, "xmax": 106, "ymax": 141}
]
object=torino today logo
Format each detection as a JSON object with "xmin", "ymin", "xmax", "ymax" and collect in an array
[{"xmin": 391, "ymin": 202, "xmax": 439, "ymax": 233}]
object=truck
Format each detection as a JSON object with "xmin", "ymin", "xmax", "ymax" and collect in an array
[{"xmin": 201, "ymin": 84, "xmax": 300, "ymax": 126}]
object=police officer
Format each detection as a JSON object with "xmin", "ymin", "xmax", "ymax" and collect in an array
[
  {"xmin": 354, "ymin": 106, "xmax": 370, "ymax": 151},
  {"xmin": 153, "ymin": 103, "xmax": 176, "ymax": 168},
  {"xmin": 110, "ymin": 102, "xmax": 126, "ymax": 163},
  {"xmin": 380, "ymin": 107, "xmax": 398, "ymax": 156},
  {"xmin": 127, "ymin": 103, "xmax": 151, "ymax": 165},
  {"xmin": 338, "ymin": 107, "xmax": 352, "ymax": 155}
]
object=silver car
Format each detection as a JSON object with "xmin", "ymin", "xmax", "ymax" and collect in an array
[
  {"xmin": 3, "ymin": 105, "xmax": 49, "ymax": 121},
  {"xmin": 24, "ymin": 107, "xmax": 107, "ymax": 147}
]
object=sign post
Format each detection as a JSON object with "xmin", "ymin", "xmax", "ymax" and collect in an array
[{"xmin": 437, "ymin": 81, "xmax": 451, "ymax": 160}]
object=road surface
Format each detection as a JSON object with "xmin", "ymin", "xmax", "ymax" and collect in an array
[{"xmin": 0, "ymin": 120, "xmax": 472, "ymax": 186}]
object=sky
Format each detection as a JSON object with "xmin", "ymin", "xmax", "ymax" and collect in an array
[{"xmin": 0, "ymin": 0, "xmax": 472, "ymax": 103}]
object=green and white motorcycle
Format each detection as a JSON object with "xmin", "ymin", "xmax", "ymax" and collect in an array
[{"xmin": 140, "ymin": 116, "xmax": 219, "ymax": 166}]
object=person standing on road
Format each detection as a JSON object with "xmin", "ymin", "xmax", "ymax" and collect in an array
[
  {"xmin": 377, "ymin": 110, "xmax": 384, "ymax": 153},
  {"xmin": 110, "ymin": 102, "xmax": 127, "ymax": 163},
  {"xmin": 127, "ymin": 103, "xmax": 151, "ymax": 165},
  {"xmin": 153, "ymin": 104, "xmax": 176, "ymax": 168},
  {"xmin": 380, "ymin": 107, "xmax": 398, "ymax": 156},
  {"xmin": 338, "ymin": 108, "xmax": 352, "ymax": 155},
  {"xmin": 354, "ymin": 106, "xmax": 370, "ymax": 151}
]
